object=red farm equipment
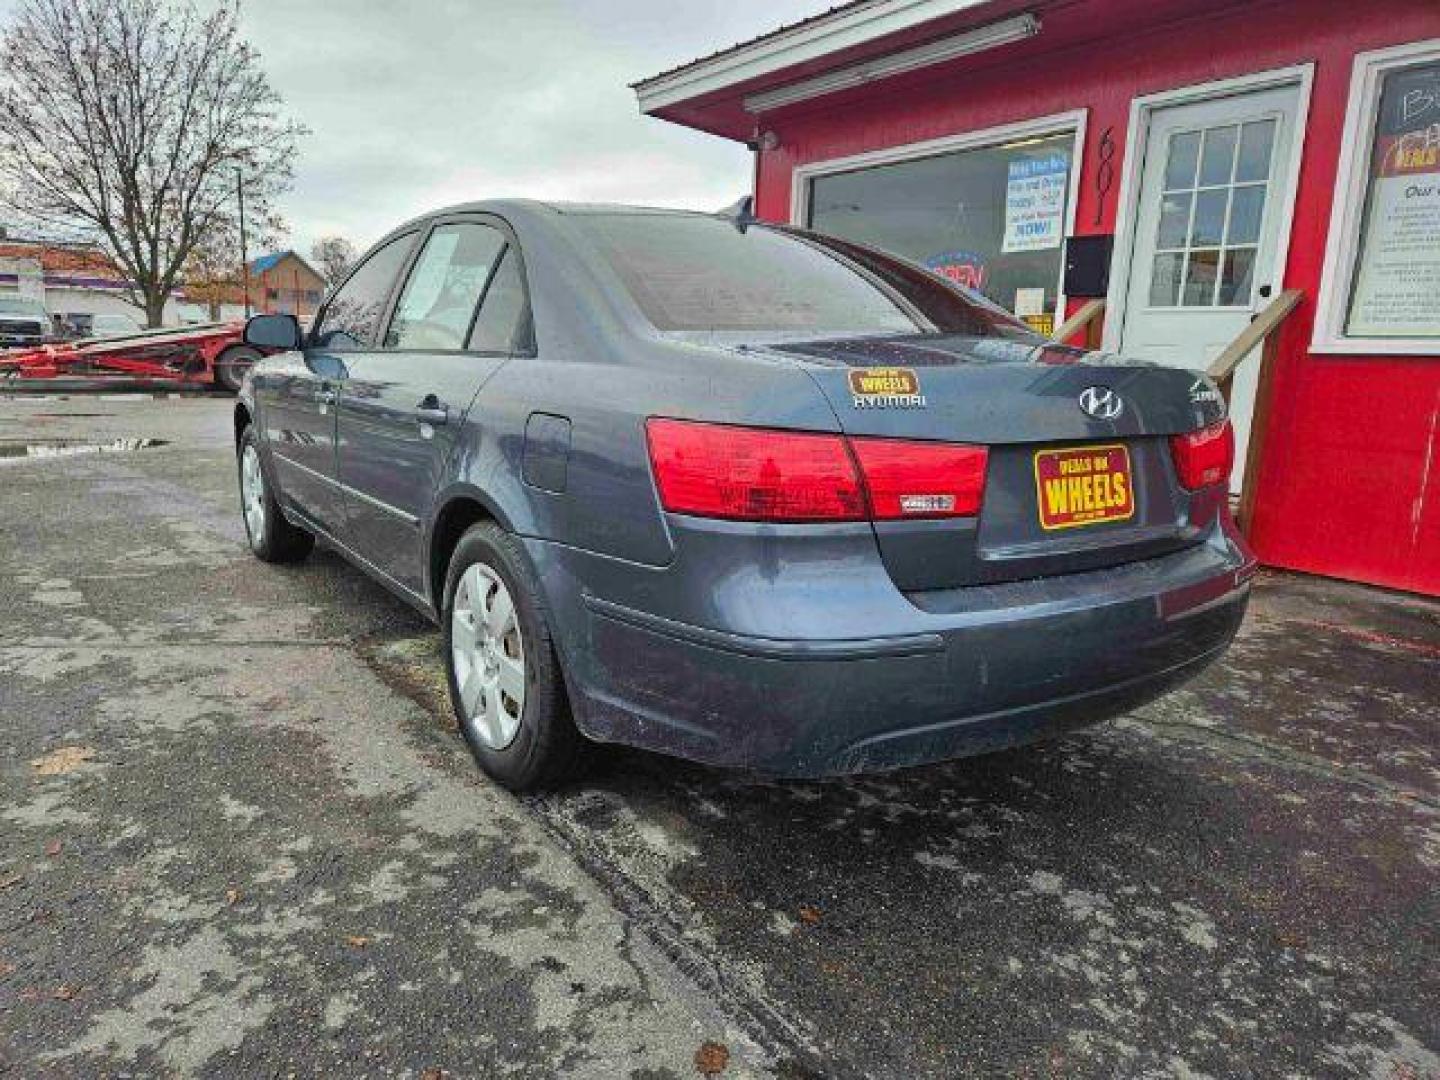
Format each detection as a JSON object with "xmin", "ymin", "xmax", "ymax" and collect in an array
[{"xmin": 0, "ymin": 322, "xmax": 262, "ymax": 393}]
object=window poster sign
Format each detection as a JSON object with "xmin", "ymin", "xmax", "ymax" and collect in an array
[
  {"xmin": 1002, "ymin": 153, "xmax": 1069, "ymax": 253},
  {"xmin": 1346, "ymin": 60, "xmax": 1440, "ymax": 339}
]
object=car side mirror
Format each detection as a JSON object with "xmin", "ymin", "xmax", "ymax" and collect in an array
[{"xmin": 243, "ymin": 313, "xmax": 303, "ymax": 350}]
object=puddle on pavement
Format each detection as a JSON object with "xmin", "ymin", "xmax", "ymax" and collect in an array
[{"xmin": 0, "ymin": 437, "xmax": 169, "ymax": 462}]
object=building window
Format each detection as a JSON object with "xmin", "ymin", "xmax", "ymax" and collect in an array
[
  {"xmin": 1147, "ymin": 119, "xmax": 1277, "ymax": 309},
  {"xmin": 798, "ymin": 113, "xmax": 1083, "ymax": 337},
  {"xmin": 1314, "ymin": 39, "xmax": 1440, "ymax": 354}
]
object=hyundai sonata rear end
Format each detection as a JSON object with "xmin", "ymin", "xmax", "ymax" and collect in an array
[
  {"xmin": 238, "ymin": 200, "xmax": 1253, "ymax": 790},
  {"xmin": 512, "ymin": 208, "xmax": 1254, "ymax": 780}
]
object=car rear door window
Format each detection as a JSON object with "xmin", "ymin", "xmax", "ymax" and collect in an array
[
  {"xmin": 311, "ymin": 233, "xmax": 415, "ymax": 349},
  {"xmin": 466, "ymin": 246, "xmax": 533, "ymax": 354},
  {"xmin": 385, "ymin": 223, "xmax": 507, "ymax": 351}
]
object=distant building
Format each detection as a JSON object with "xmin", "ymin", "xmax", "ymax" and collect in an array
[
  {"xmin": 250, "ymin": 251, "xmax": 326, "ymax": 322},
  {"xmin": 0, "ymin": 239, "xmax": 143, "ymax": 333},
  {"xmin": 0, "ymin": 238, "xmax": 227, "ymax": 331}
]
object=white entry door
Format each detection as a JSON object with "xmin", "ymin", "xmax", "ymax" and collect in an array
[{"xmin": 1118, "ymin": 83, "xmax": 1302, "ymax": 488}]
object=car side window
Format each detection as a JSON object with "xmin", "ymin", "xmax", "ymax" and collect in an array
[
  {"xmin": 385, "ymin": 223, "xmax": 507, "ymax": 351},
  {"xmin": 467, "ymin": 245, "xmax": 534, "ymax": 354},
  {"xmin": 311, "ymin": 233, "xmax": 416, "ymax": 349}
]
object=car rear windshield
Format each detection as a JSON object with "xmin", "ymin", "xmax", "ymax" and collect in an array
[{"xmin": 573, "ymin": 213, "xmax": 1032, "ymax": 338}]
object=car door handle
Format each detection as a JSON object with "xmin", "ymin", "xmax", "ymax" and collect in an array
[{"xmin": 415, "ymin": 396, "xmax": 450, "ymax": 425}]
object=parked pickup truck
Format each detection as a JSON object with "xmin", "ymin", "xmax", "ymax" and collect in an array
[{"xmin": 0, "ymin": 296, "xmax": 51, "ymax": 348}]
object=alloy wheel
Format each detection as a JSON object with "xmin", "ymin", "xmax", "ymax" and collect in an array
[
  {"xmin": 451, "ymin": 562, "xmax": 526, "ymax": 749},
  {"xmin": 240, "ymin": 444, "xmax": 266, "ymax": 542}
]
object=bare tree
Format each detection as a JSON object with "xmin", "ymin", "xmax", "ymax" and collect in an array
[
  {"xmin": 311, "ymin": 235, "xmax": 355, "ymax": 287},
  {"xmin": 184, "ymin": 209, "xmax": 284, "ymax": 320},
  {"xmin": 0, "ymin": 0, "xmax": 304, "ymax": 326}
]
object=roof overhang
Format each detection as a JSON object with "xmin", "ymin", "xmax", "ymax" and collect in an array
[
  {"xmin": 741, "ymin": 13, "xmax": 1038, "ymax": 114},
  {"xmin": 633, "ymin": 0, "xmax": 1007, "ymax": 116}
]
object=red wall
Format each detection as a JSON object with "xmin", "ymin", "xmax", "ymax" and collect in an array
[{"xmin": 752, "ymin": 0, "xmax": 1440, "ymax": 595}]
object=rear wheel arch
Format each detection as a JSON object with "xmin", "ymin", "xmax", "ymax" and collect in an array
[
  {"xmin": 428, "ymin": 492, "xmax": 511, "ymax": 615},
  {"xmin": 429, "ymin": 490, "xmax": 591, "ymax": 761}
]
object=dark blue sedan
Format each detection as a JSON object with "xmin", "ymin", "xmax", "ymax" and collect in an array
[{"xmin": 235, "ymin": 201, "xmax": 1254, "ymax": 791}]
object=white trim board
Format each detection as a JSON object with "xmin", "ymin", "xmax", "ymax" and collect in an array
[
  {"xmin": 633, "ymin": 0, "xmax": 999, "ymax": 114},
  {"xmin": 789, "ymin": 109, "xmax": 1088, "ymax": 320},
  {"xmin": 1100, "ymin": 64, "xmax": 1314, "ymax": 355},
  {"xmin": 742, "ymin": 15, "xmax": 1040, "ymax": 115},
  {"xmin": 1311, "ymin": 37, "xmax": 1440, "ymax": 357}
]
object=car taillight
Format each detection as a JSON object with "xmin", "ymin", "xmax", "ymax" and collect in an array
[
  {"xmin": 646, "ymin": 418, "xmax": 866, "ymax": 521},
  {"xmin": 849, "ymin": 436, "xmax": 988, "ymax": 519},
  {"xmin": 645, "ymin": 419, "xmax": 989, "ymax": 522},
  {"xmin": 1170, "ymin": 420, "xmax": 1234, "ymax": 490}
]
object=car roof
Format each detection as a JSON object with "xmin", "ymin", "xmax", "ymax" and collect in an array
[
  {"xmin": 437, "ymin": 198, "xmax": 714, "ymax": 217},
  {"xmin": 377, "ymin": 198, "xmax": 724, "ymax": 241}
]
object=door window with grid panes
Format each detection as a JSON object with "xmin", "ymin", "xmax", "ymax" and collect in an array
[{"xmin": 1148, "ymin": 119, "xmax": 1277, "ymax": 309}]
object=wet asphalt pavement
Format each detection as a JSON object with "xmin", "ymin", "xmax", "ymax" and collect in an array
[{"xmin": 1, "ymin": 394, "xmax": 1436, "ymax": 1078}]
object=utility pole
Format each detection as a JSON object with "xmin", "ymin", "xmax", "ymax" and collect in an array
[{"xmin": 236, "ymin": 167, "xmax": 251, "ymax": 318}]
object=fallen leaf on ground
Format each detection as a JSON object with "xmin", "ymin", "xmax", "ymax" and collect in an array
[
  {"xmin": 694, "ymin": 1041, "xmax": 729, "ymax": 1075},
  {"xmin": 797, "ymin": 904, "xmax": 822, "ymax": 926},
  {"xmin": 420, "ymin": 1069, "xmax": 449, "ymax": 1080},
  {"xmin": 30, "ymin": 746, "xmax": 96, "ymax": 776},
  {"xmin": 51, "ymin": 985, "xmax": 76, "ymax": 1001},
  {"xmin": 44, "ymin": 840, "xmax": 63, "ymax": 858},
  {"xmin": 225, "ymin": 888, "xmax": 242, "ymax": 906},
  {"xmin": 344, "ymin": 935, "xmax": 370, "ymax": 949},
  {"xmin": 0, "ymin": 961, "xmax": 16, "ymax": 977},
  {"xmin": 0, "ymin": 873, "xmax": 23, "ymax": 891}
]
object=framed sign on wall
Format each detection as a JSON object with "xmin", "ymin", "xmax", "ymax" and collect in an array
[{"xmin": 1314, "ymin": 38, "xmax": 1440, "ymax": 354}]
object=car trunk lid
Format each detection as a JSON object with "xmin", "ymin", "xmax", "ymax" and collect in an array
[{"xmin": 755, "ymin": 333, "xmax": 1228, "ymax": 590}]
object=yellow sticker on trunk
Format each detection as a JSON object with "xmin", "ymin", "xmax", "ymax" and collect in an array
[{"xmin": 848, "ymin": 367, "xmax": 925, "ymax": 410}]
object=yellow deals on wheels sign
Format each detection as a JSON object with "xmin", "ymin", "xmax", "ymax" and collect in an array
[
  {"xmin": 1033, "ymin": 445, "xmax": 1135, "ymax": 530},
  {"xmin": 848, "ymin": 367, "xmax": 919, "ymax": 396},
  {"xmin": 848, "ymin": 367, "xmax": 926, "ymax": 410}
]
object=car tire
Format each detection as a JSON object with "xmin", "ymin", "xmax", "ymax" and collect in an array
[
  {"xmin": 215, "ymin": 346, "xmax": 260, "ymax": 393},
  {"xmin": 443, "ymin": 522, "xmax": 587, "ymax": 792},
  {"xmin": 238, "ymin": 425, "xmax": 314, "ymax": 563}
]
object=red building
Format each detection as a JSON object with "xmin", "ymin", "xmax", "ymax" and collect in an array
[{"xmin": 636, "ymin": 0, "xmax": 1440, "ymax": 595}]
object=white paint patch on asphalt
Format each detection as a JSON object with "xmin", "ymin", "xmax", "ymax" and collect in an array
[{"xmin": 42, "ymin": 926, "xmax": 275, "ymax": 1072}]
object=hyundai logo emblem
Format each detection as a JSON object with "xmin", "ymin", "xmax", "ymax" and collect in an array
[{"xmin": 1078, "ymin": 386, "xmax": 1123, "ymax": 420}]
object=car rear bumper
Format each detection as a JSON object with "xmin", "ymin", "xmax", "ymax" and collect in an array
[{"xmin": 526, "ymin": 516, "xmax": 1254, "ymax": 777}]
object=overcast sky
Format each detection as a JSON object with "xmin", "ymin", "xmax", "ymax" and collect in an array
[
  {"xmin": 0, "ymin": 0, "xmax": 826, "ymax": 256},
  {"xmin": 226, "ymin": 0, "xmax": 826, "ymax": 257}
]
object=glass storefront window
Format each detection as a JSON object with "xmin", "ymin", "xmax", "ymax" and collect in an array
[{"xmin": 804, "ymin": 131, "xmax": 1077, "ymax": 335}]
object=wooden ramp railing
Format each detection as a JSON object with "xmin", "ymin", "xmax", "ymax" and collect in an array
[
  {"xmin": 1049, "ymin": 291, "xmax": 1304, "ymax": 535},
  {"xmin": 1052, "ymin": 299, "xmax": 1106, "ymax": 349},
  {"xmin": 1206, "ymin": 289, "xmax": 1304, "ymax": 532}
]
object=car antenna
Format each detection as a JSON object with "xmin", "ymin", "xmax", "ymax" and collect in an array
[{"xmin": 718, "ymin": 194, "xmax": 755, "ymax": 233}]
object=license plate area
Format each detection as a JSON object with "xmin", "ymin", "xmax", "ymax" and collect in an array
[{"xmin": 1033, "ymin": 444, "xmax": 1136, "ymax": 530}]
